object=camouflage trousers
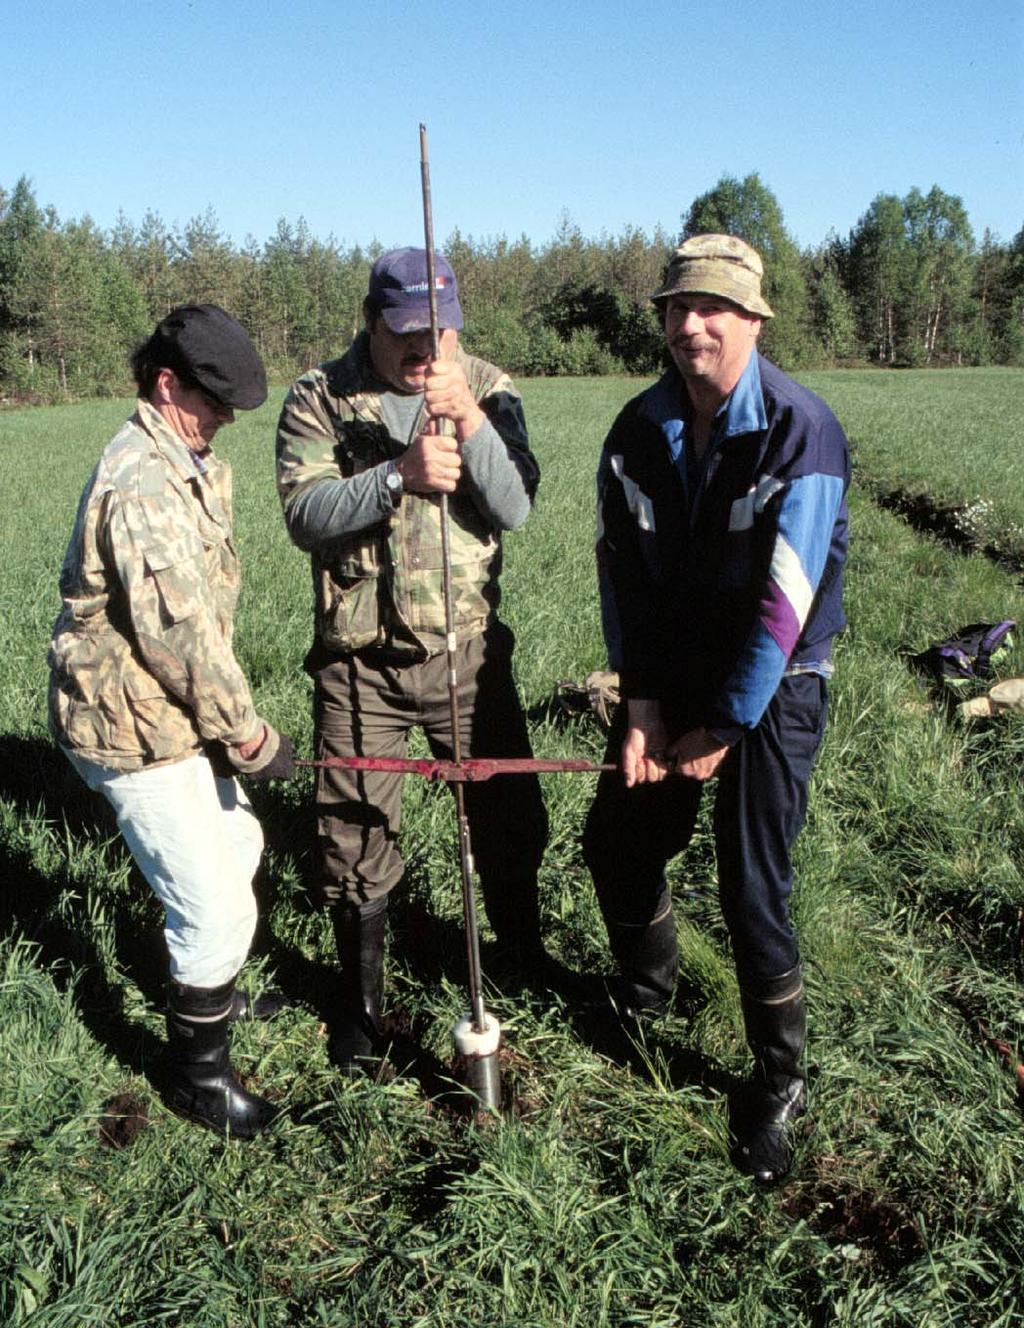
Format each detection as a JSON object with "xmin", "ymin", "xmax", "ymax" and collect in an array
[{"xmin": 309, "ymin": 621, "xmax": 548, "ymax": 941}]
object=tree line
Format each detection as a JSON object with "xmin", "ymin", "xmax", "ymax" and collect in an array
[{"xmin": 1, "ymin": 172, "xmax": 1022, "ymax": 403}]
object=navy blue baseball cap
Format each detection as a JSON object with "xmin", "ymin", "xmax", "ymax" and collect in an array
[{"xmin": 366, "ymin": 247, "xmax": 464, "ymax": 334}]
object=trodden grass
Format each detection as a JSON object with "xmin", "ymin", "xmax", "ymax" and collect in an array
[{"xmin": 1, "ymin": 371, "xmax": 1023, "ymax": 1326}]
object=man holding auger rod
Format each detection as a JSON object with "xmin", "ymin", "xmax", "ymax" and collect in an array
[{"xmin": 275, "ymin": 244, "xmax": 554, "ymax": 1077}]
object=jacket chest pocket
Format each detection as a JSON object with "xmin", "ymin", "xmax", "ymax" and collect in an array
[
  {"xmin": 144, "ymin": 529, "xmax": 238, "ymax": 630},
  {"xmin": 319, "ymin": 541, "xmax": 384, "ymax": 652},
  {"xmin": 194, "ymin": 509, "xmax": 239, "ymax": 593},
  {"xmin": 143, "ymin": 533, "xmax": 207, "ymax": 625}
]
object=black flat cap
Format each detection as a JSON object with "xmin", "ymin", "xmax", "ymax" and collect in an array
[{"xmin": 150, "ymin": 304, "xmax": 267, "ymax": 409}]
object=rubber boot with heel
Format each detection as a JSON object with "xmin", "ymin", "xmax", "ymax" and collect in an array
[
  {"xmin": 329, "ymin": 896, "xmax": 387, "ymax": 1076},
  {"xmin": 606, "ymin": 893, "xmax": 679, "ymax": 1018},
  {"xmin": 731, "ymin": 965, "xmax": 807, "ymax": 1185},
  {"xmin": 165, "ymin": 978, "xmax": 276, "ymax": 1139}
]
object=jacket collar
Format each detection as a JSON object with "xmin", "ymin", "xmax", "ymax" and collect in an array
[
  {"xmin": 135, "ymin": 398, "xmax": 215, "ymax": 480},
  {"xmin": 638, "ymin": 351, "xmax": 768, "ymax": 461}
]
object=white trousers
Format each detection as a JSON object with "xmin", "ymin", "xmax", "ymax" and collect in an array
[{"xmin": 64, "ymin": 750, "xmax": 264, "ymax": 988}]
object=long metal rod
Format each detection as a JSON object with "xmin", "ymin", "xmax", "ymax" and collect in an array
[{"xmin": 420, "ymin": 123, "xmax": 488, "ymax": 1034}]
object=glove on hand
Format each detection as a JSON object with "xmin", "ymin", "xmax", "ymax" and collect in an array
[
  {"xmin": 227, "ymin": 725, "xmax": 297, "ymax": 781},
  {"xmin": 585, "ymin": 670, "xmax": 621, "ymax": 731},
  {"xmin": 247, "ymin": 733, "xmax": 296, "ymax": 782},
  {"xmin": 553, "ymin": 670, "xmax": 620, "ymax": 732}
]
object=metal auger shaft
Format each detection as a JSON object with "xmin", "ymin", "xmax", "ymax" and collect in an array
[{"xmin": 420, "ymin": 122, "xmax": 501, "ymax": 1112}]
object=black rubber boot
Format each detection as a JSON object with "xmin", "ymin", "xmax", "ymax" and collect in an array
[
  {"xmin": 228, "ymin": 989, "xmax": 290, "ymax": 1023},
  {"xmin": 165, "ymin": 979, "xmax": 276, "ymax": 1138},
  {"xmin": 731, "ymin": 965, "xmax": 807, "ymax": 1185},
  {"xmin": 329, "ymin": 896, "xmax": 388, "ymax": 1076},
  {"xmin": 605, "ymin": 893, "xmax": 679, "ymax": 1018}
]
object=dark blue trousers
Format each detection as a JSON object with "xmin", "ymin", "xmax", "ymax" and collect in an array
[{"xmin": 582, "ymin": 673, "xmax": 828, "ymax": 989}]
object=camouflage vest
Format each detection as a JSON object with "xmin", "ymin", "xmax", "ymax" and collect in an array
[{"xmin": 310, "ymin": 340, "xmax": 505, "ymax": 658}]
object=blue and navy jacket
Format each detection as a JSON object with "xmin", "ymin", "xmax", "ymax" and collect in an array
[{"xmin": 596, "ymin": 352, "xmax": 850, "ymax": 739}]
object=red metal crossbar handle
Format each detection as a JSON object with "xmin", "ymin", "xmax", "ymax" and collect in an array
[{"xmin": 296, "ymin": 756, "xmax": 616, "ymax": 783}]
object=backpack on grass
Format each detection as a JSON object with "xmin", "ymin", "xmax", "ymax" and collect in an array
[{"xmin": 907, "ymin": 620, "xmax": 1016, "ymax": 686}]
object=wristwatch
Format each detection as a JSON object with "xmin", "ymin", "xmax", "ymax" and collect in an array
[{"xmin": 384, "ymin": 459, "xmax": 403, "ymax": 503}]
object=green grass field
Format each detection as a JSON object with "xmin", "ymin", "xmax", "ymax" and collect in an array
[{"xmin": 1, "ymin": 371, "xmax": 1023, "ymax": 1326}]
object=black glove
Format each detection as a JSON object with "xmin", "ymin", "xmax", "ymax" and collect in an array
[
  {"xmin": 245, "ymin": 733, "xmax": 296, "ymax": 782},
  {"xmin": 226, "ymin": 725, "xmax": 297, "ymax": 781}
]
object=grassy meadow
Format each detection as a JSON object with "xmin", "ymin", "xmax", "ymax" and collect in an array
[{"xmin": 1, "ymin": 370, "xmax": 1023, "ymax": 1326}]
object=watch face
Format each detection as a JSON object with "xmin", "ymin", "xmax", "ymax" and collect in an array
[{"xmin": 385, "ymin": 464, "xmax": 402, "ymax": 493}]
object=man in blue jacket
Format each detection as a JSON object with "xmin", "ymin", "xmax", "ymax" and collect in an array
[{"xmin": 583, "ymin": 234, "xmax": 850, "ymax": 1184}]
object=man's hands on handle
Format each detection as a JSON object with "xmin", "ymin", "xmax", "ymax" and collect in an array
[
  {"xmin": 621, "ymin": 698, "xmax": 670, "ymax": 787},
  {"xmin": 394, "ymin": 356, "xmax": 486, "ymax": 495},
  {"xmin": 424, "ymin": 357, "xmax": 486, "ymax": 440},
  {"xmin": 668, "ymin": 727, "xmax": 730, "ymax": 781},
  {"xmin": 395, "ymin": 429, "xmax": 461, "ymax": 493},
  {"xmin": 620, "ymin": 699, "xmax": 730, "ymax": 787}
]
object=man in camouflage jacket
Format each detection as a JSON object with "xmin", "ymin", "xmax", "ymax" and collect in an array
[
  {"xmin": 276, "ymin": 248, "xmax": 548, "ymax": 1072},
  {"xmin": 49, "ymin": 305, "xmax": 294, "ymax": 1138}
]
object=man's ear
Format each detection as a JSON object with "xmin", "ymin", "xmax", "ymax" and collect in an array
[{"xmin": 153, "ymin": 367, "xmax": 178, "ymax": 405}]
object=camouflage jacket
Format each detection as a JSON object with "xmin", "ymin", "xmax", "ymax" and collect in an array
[
  {"xmin": 48, "ymin": 399, "xmax": 264, "ymax": 770},
  {"xmin": 276, "ymin": 332, "xmax": 539, "ymax": 658}
]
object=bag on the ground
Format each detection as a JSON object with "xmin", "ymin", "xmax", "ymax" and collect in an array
[
  {"xmin": 907, "ymin": 620, "xmax": 1016, "ymax": 685},
  {"xmin": 554, "ymin": 670, "xmax": 620, "ymax": 731}
]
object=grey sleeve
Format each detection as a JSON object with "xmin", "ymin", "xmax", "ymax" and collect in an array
[
  {"xmin": 283, "ymin": 464, "xmax": 398, "ymax": 551},
  {"xmin": 459, "ymin": 391, "xmax": 538, "ymax": 532}
]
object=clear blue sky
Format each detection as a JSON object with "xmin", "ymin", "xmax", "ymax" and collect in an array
[{"xmin": 2, "ymin": 0, "xmax": 1021, "ymax": 253}]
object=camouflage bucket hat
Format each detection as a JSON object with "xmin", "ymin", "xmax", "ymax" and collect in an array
[{"xmin": 651, "ymin": 234, "xmax": 774, "ymax": 319}]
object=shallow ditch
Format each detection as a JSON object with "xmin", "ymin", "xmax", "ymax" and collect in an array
[{"xmin": 865, "ymin": 480, "xmax": 1024, "ymax": 576}]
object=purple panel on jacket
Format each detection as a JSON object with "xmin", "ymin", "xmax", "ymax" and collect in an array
[{"xmin": 760, "ymin": 579, "xmax": 801, "ymax": 658}]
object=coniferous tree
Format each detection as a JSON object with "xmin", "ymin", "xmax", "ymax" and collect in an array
[
  {"xmin": 0, "ymin": 174, "xmax": 1021, "ymax": 400},
  {"xmin": 0, "ymin": 176, "xmax": 46, "ymax": 392}
]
